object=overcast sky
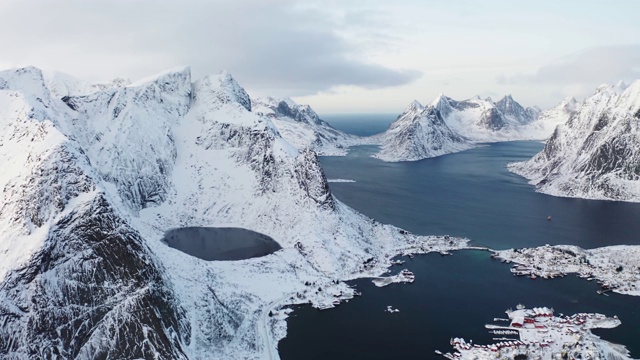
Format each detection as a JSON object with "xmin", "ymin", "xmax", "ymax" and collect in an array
[{"xmin": 1, "ymin": 0, "xmax": 639, "ymax": 113}]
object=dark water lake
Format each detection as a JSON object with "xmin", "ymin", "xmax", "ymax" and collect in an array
[
  {"xmin": 162, "ymin": 227, "xmax": 281, "ymax": 261},
  {"xmin": 280, "ymin": 116, "xmax": 640, "ymax": 359}
]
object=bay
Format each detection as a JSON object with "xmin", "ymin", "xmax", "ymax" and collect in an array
[{"xmin": 279, "ymin": 116, "xmax": 640, "ymax": 359}]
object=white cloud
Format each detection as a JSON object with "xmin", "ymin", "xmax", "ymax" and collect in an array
[
  {"xmin": 499, "ymin": 45, "xmax": 640, "ymax": 86},
  {"xmin": 0, "ymin": 0, "xmax": 421, "ymax": 96}
]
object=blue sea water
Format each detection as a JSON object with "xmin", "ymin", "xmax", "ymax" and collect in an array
[
  {"xmin": 321, "ymin": 113, "xmax": 397, "ymax": 137},
  {"xmin": 279, "ymin": 115, "xmax": 640, "ymax": 359}
]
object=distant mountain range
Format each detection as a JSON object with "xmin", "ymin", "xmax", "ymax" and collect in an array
[{"xmin": 374, "ymin": 93, "xmax": 573, "ymax": 162}]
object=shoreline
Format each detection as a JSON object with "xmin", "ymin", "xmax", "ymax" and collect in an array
[{"xmin": 492, "ymin": 244, "xmax": 640, "ymax": 297}]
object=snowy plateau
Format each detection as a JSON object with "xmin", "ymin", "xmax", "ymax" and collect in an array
[
  {"xmin": 374, "ymin": 93, "xmax": 574, "ymax": 162},
  {"xmin": 509, "ymin": 80, "xmax": 640, "ymax": 202},
  {"xmin": 0, "ymin": 66, "xmax": 470, "ymax": 359}
]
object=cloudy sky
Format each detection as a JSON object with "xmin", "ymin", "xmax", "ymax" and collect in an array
[{"xmin": 1, "ymin": 0, "xmax": 638, "ymax": 113}]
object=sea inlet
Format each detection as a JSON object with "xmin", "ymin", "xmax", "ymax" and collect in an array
[{"xmin": 279, "ymin": 130, "xmax": 640, "ymax": 359}]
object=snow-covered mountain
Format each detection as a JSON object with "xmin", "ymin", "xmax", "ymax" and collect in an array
[
  {"xmin": 252, "ymin": 96, "xmax": 354, "ymax": 155},
  {"xmin": 519, "ymin": 96, "xmax": 579, "ymax": 140},
  {"xmin": 509, "ymin": 80, "xmax": 640, "ymax": 202},
  {"xmin": 373, "ymin": 94, "xmax": 546, "ymax": 162},
  {"xmin": 0, "ymin": 66, "xmax": 465, "ymax": 359},
  {"xmin": 375, "ymin": 100, "xmax": 474, "ymax": 162},
  {"xmin": 43, "ymin": 69, "xmax": 130, "ymax": 98},
  {"xmin": 429, "ymin": 94, "xmax": 541, "ymax": 142}
]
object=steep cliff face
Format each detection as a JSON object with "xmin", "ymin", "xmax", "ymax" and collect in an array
[
  {"xmin": 375, "ymin": 100, "xmax": 473, "ymax": 162},
  {"xmin": 0, "ymin": 68, "xmax": 190, "ymax": 359},
  {"xmin": 62, "ymin": 67, "xmax": 192, "ymax": 211},
  {"xmin": 0, "ymin": 193, "xmax": 191, "ymax": 360},
  {"xmin": 0, "ymin": 66, "xmax": 459, "ymax": 359},
  {"xmin": 252, "ymin": 97, "xmax": 354, "ymax": 155},
  {"xmin": 509, "ymin": 81, "xmax": 640, "ymax": 202}
]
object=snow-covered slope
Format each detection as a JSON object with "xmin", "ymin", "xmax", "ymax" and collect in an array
[
  {"xmin": 0, "ymin": 66, "xmax": 467, "ymax": 359},
  {"xmin": 0, "ymin": 66, "xmax": 190, "ymax": 359},
  {"xmin": 373, "ymin": 94, "xmax": 550, "ymax": 162},
  {"xmin": 62, "ymin": 66, "xmax": 192, "ymax": 211},
  {"xmin": 509, "ymin": 80, "xmax": 640, "ymax": 202},
  {"xmin": 375, "ymin": 100, "xmax": 474, "ymax": 162},
  {"xmin": 252, "ymin": 96, "xmax": 355, "ymax": 155},
  {"xmin": 430, "ymin": 94, "xmax": 540, "ymax": 142},
  {"xmin": 519, "ymin": 96, "xmax": 579, "ymax": 140},
  {"xmin": 42, "ymin": 70, "xmax": 130, "ymax": 98}
]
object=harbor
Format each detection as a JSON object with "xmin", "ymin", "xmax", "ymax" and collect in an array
[{"xmin": 439, "ymin": 305, "xmax": 630, "ymax": 359}]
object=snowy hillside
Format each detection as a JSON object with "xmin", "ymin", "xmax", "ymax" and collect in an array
[
  {"xmin": 375, "ymin": 100, "xmax": 474, "ymax": 162},
  {"xmin": 430, "ymin": 94, "xmax": 541, "ymax": 142},
  {"xmin": 509, "ymin": 80, "xmax": 640, "ymax": 202},
  {"xmin": 519, "ymin": 96, "xmax": 579, "ymax": 140},
  {"xmin": 252, "ymin": 96, "xmax": 355, "ymax": 155},
  {"xmin": 43, "ymin": 69, "xmax": 130, "ymax": 98},
  {"xmin": 0, "ymin": 66, "xmax": 467, "ymax": 359},
  {"xmin": 372, "ymin": 93, "xmax": 560, "ymax": 162}
]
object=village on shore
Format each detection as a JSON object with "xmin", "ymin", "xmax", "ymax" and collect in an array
[
  {"xmin": 493, "ymin": 244, "xmax": 640, "ymax": 296},
  {"xmin": 439, "ymin": 305, "xmax": 631, "ymax": 360}
]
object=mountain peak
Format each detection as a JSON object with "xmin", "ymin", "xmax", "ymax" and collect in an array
[
  {"xmin": 376, "ymin": 100, "xmax": 473, "ymax": 162},
  {"xmin": 127, "ymin": 66, "xmax": 190, "ymax": 88},
  {"xmin": 193, "ymin": 70, "xmax": 251, "ymax": 111},
  {"xmin": 498, "ymin": 94, "xmax": 514, "ymax": 103},
  {"xmin": 615, "ymin": 80, "xmax": 629, "ymax": 90},
  {"xmin": 615, "ymin": 79, "xmax": 640, "ymax": 114},
  {"xmin": 404, "ymin": 100, "xmax": 424, "ymax": 113},
  {"xmin": 496, "ymin": 94, "xmax": 526, "ymax": 114},
  {"xmin": 0, "ymin": 65, "xmax": 49, "ymax": 99},
  {"xmin": 559, "ymin": 96, "xmax": 578, "ymax": 110},
  {"xmin": 429, "ymin": 93, "xmax": 448, "ymax": 107}
]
